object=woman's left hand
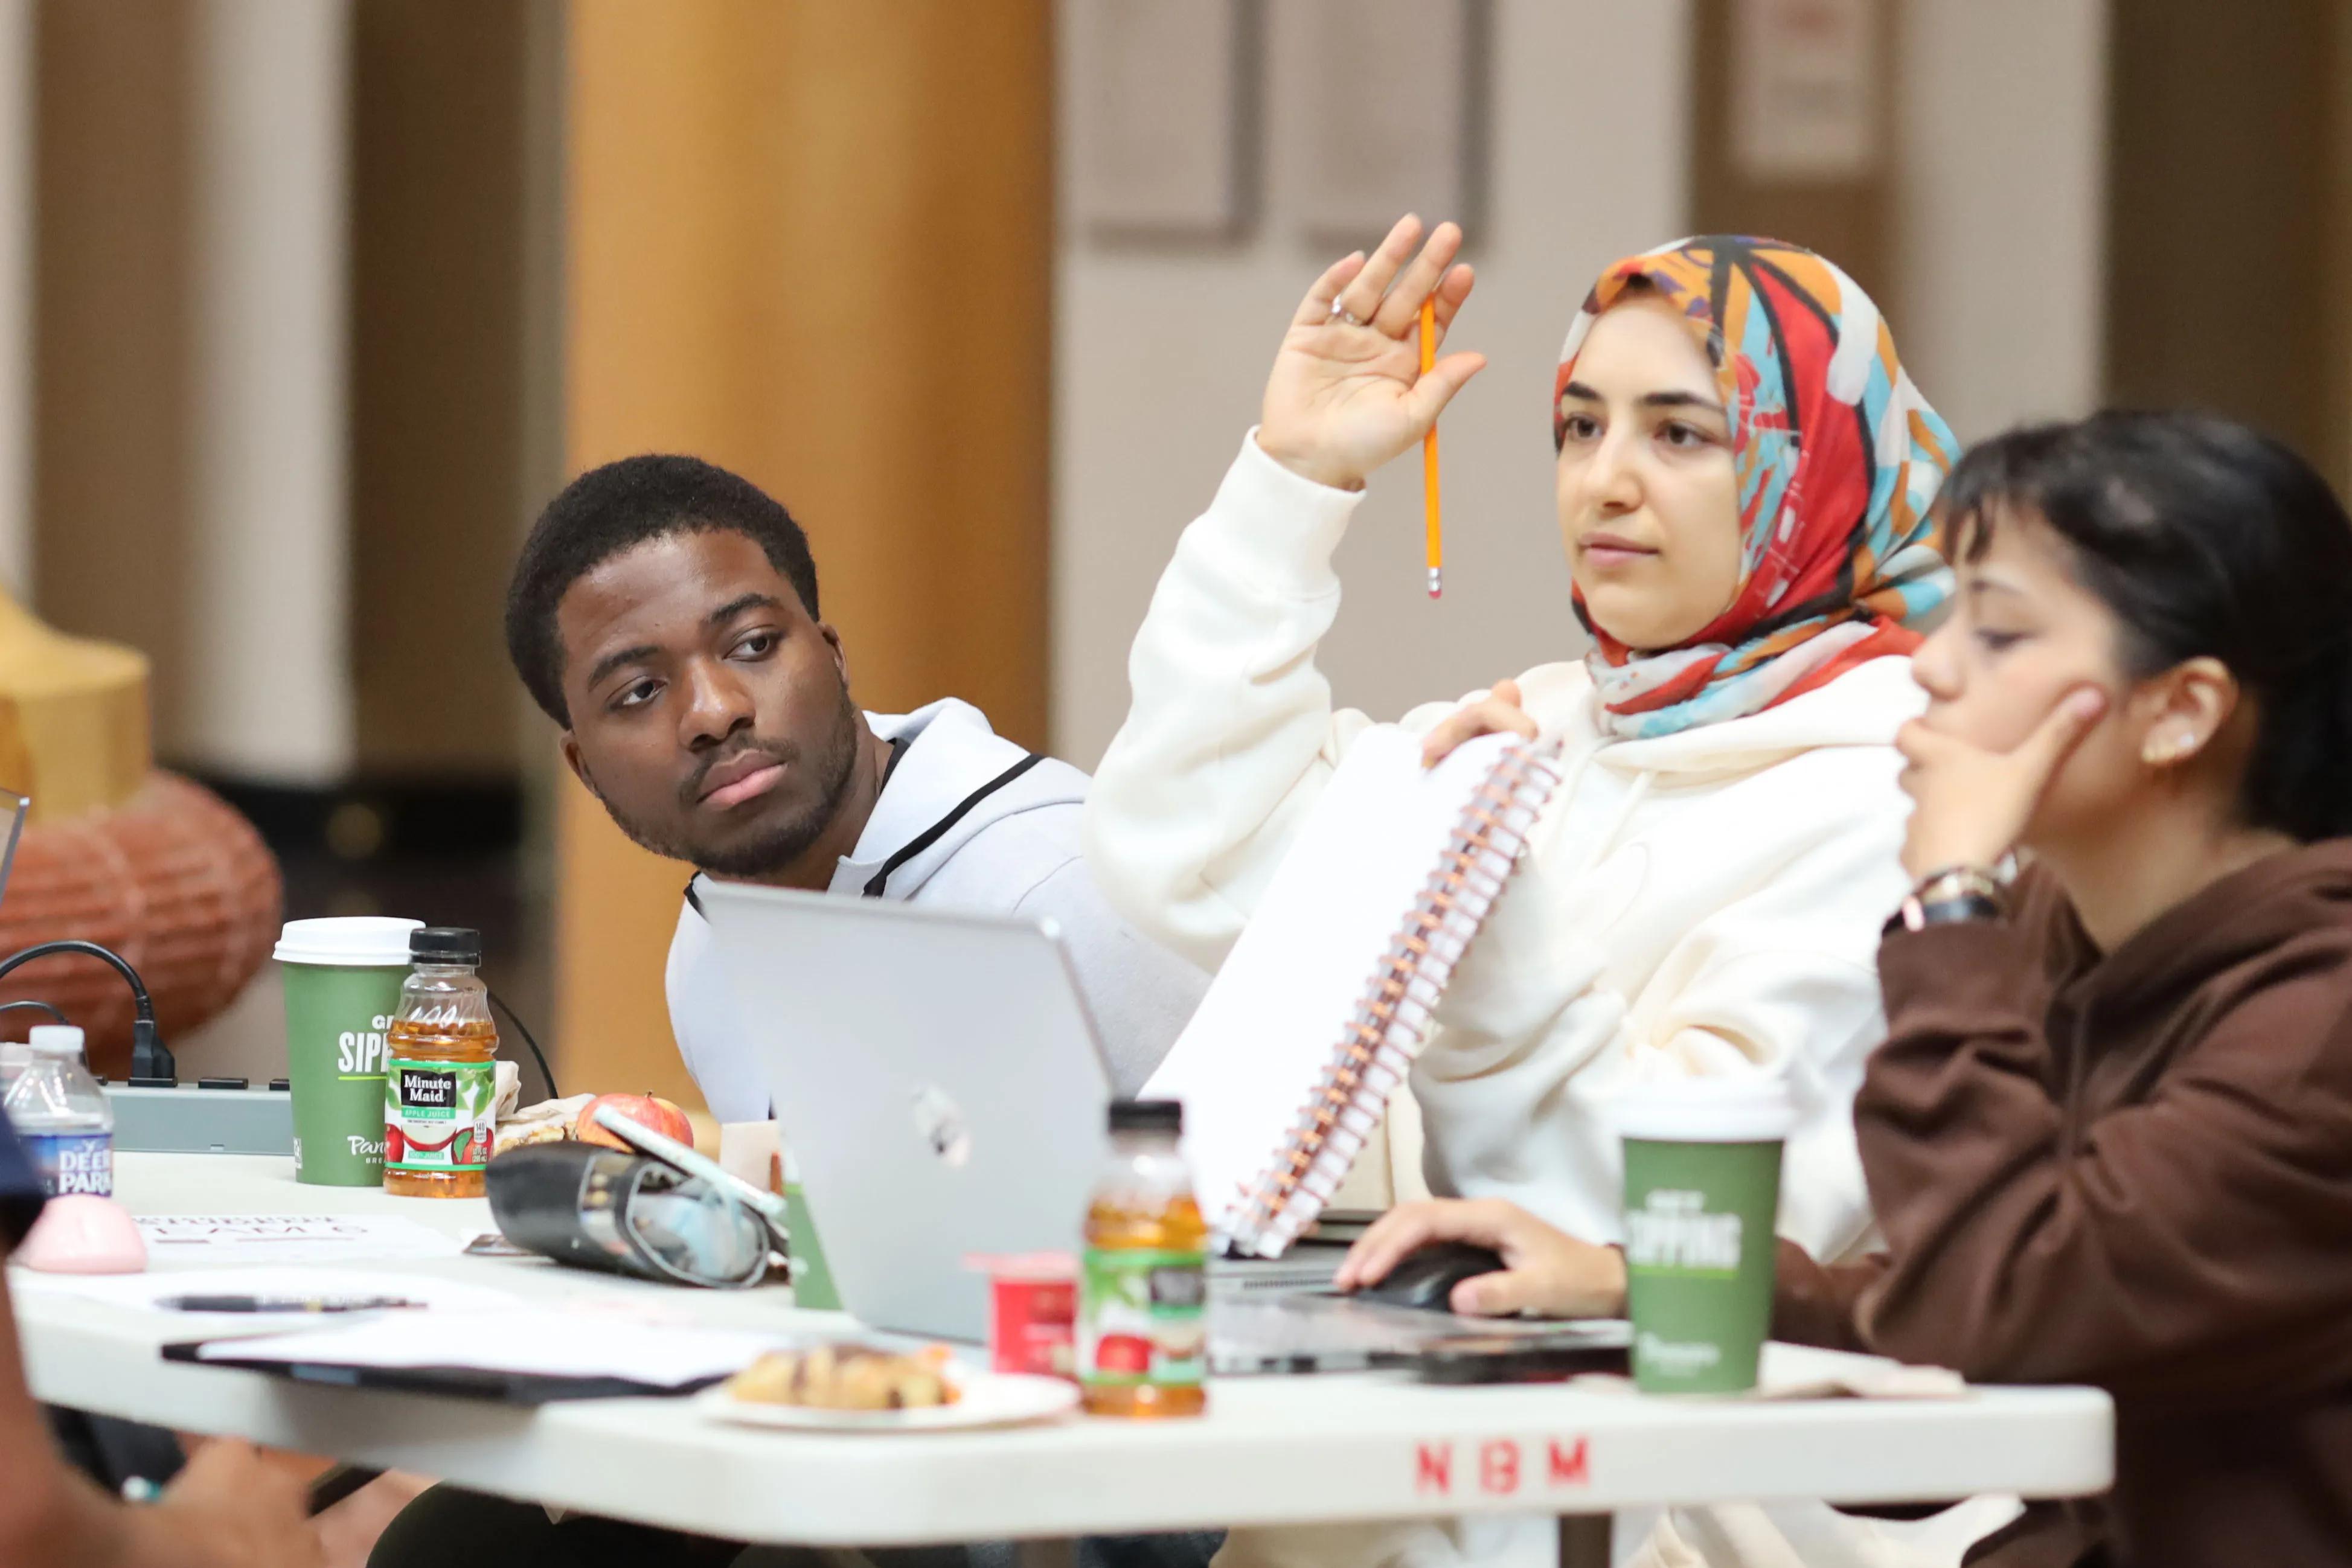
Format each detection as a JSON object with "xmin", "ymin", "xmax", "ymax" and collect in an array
[
  {"xmin": 1895, "ymin": 687, "xmax": 2106, "ymax": 880},
  {"xmin": 1421, "ymin": 679, "xmax": 1537, "ymax": 767}
]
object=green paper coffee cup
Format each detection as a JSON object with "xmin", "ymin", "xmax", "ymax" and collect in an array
[
  {"xmin": 275, "ymin": 917, "xmax": 422, "ymax": 1186},
  {"xmin": 1616, "ymin": 1077, "xmax": 1797, "ymax": 1395}
]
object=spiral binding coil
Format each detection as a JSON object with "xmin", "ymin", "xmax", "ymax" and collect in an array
[{"xmin": 1225, "ymin": 738, "xmax": 1566, "ymax": 1257}]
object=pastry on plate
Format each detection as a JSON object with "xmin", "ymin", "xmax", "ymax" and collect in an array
[
  {"xmin": 729, "ymin": 1343, "xmax": 958, "ymax": 1410},
  {"xmin": 493, "ymin": 1092, "xmax": 595, "ymax": 1154}
]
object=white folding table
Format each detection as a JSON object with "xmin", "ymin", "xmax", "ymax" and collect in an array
[{"xmin": 13, "ymin": 1154, "xmax": 2113, "ymax": 1550}]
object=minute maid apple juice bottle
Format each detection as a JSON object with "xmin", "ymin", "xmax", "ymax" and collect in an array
[
  {"xmin": 1078, "ymin": 1099, "xmax": 1208, "ymax": 1418},
  {"xmin": 382, "ymin": 927, "xmax": 499, "ymax": 1199}
]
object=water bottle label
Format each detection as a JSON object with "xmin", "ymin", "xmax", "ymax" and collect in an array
[{"xmin": 24, "ymin": 1131, "xmax": 114, "ymax": 1198}]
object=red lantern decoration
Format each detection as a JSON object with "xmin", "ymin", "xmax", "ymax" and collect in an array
[{"xmin": 0, "ymin": 773, "xmax": 281, "ymax": 1077}]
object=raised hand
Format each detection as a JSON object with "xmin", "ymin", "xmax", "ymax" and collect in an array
[
  {"xmin": 1256, "ymin": 215, "xmax": 1485, "ymax": 493},
  {"xmin": 1896, "ymin": 687, "xmax": 2106, "ymax": 880}
]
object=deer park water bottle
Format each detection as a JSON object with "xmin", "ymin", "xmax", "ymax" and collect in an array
[{"xmin": 4, "ymin": 1025, "xmax": 114, "ymax": 1197}]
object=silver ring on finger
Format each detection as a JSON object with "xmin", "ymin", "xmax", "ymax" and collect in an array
[{"xmin": 1326, "ymin": 301, "xmax": 1367, "ymax": 328}]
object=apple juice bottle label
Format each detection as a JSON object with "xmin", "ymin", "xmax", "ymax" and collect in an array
[
  {"xmin": 383, "ymin": 1059, "xmax": 495, "ymax": 1173},
  {"xmin": 1078, "ymin": 1247, "xmax": 1207, "ymax": 1389}
]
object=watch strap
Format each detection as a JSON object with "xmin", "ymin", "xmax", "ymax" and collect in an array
[{"xmin": 1899, "ymin": 891, "xmax": 2007, "ymax": 932}]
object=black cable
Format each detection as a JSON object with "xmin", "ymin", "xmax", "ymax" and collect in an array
[
  {"xmin": 486, "ymin": 988, "xmax": 557, "ymax": 1101},
  {"xmin": 0, "ymin": 941, "xmax": 171, "ymax": 1085},
  {"xmin": 0, "ymin": 999, "xmax": 68, "ymax": 1027}
]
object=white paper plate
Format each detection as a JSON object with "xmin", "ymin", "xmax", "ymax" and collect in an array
[{"xmin": 698, "ymin": 1370, "xmax": 1080, "ymax": 1432}]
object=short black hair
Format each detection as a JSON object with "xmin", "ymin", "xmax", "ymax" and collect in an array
[
  {"xmin": 1946, "ymin": 409, "xmax": 2352, "ymax": 843},
  {"xmin": 505, "ymin": 454, "xmax": 821, "ymax": 726}
]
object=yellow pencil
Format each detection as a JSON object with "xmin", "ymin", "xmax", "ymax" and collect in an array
[{"xmin": 1418, "ymin": 296, "xmax": 1443, "ymax": 599}]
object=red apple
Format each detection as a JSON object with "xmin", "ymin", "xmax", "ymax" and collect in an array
[
  {"xmin": 1092, "ymin": 1333, "xmax": 1153, "ymax": 1376},
  {"xmin": 575, "ymin": 1092, "xmax": 693, "ymax": 1151}
]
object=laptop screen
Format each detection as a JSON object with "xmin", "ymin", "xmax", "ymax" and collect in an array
[{"xmin": 0, "ymin": 788, "xmax": 22, "ymax": 912}]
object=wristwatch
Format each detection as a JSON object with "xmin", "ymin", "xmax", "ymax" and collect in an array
[{"xmin": 1893, "ymin": 865, "xmax": 2008, "ymax": 933}]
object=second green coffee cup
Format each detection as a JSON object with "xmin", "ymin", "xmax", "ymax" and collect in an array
[
  {"xmin": 1615, "ymin": 1078, "xmax": 1796, "ymax": 1395},
  {"xmin": 276, "ymin": 917, "xmax": 423, "ymax": 1186},
  {"xmin": 784, "ymin": 1183, "xmax": 839, "ymax": 1310}
]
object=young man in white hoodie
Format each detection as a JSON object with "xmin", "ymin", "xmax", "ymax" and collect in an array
[
  {"xmin": 503, "ymin": 453, "xmax": 1206, "ymax": 1119},
  {"xmin": 1086, "ymin": 223, "xmax": 2010, "ymax": 1567},
  {"xmin": 394, "ymin": 455, "xmax": 1225, "ymax": 1567}
]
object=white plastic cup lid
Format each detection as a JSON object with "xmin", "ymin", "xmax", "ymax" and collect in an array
[
  {"xmin": 27, "ymin": 1025, "xmax": 84, "ymax": 1057},
  {"xmin": 1612, "ymin": 1075, "xmax": 1798, "ymax": 1144},
  {"xmin": 273, "ymin": 917, "xmax": 425, "ymax": 968}
]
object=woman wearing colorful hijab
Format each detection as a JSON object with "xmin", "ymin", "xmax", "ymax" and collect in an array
[
  {"xmin": 1553, "ymin": 237, "xmax": 1953, "ymax": 738},
  {"xmin": 1085, "ymin": 221, "xmax": 1993, "ymax": 1566}
]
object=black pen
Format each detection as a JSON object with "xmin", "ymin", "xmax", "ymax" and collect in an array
[{"xmin": 157, "ymin": 1294, "xmax": 425, "ymax": 1313}]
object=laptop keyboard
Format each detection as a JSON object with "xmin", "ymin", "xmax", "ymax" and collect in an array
[
  {"xmin": 1208, "ymin": 1252, "xmax": 1346, "ymax": 1296},
  {"xmin": 1210, "ymin": 1293, "xmax": 1592, "ymax": 1375}
]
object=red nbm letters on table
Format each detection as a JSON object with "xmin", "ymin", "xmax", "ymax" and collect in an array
[{"xmin": 1412, "ymin": 1437, "xmax": 1592, "ymax": 1499}]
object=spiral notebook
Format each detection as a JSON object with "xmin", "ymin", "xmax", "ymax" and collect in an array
[{"xmin": 1144, "ymin": 728, "xmax": 1565, "ymax": 1258}]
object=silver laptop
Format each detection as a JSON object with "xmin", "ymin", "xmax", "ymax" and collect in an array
[{"xmin": 694, "ymin": 882, "xmax": 1337, "ymax": 1343}]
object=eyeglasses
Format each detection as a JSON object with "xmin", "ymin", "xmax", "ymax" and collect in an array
[
  {"xmin": 588, "ymin": 1104, "xmax": 792, "ymax": 1288},
  {"xmin": 578, "ymin": 1147, "xmax": 778, "ymax": 1289}
]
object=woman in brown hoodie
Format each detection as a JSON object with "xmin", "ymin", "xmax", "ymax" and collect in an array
[{"xmin": 1342, "ymin": 410, "xmax": 2352, "ymax": 1567}]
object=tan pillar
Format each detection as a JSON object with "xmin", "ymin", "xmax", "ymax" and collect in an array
[
  {"xmin": 185, "ymin": 0, "xmax": 354, "ymax": 784},
  {"xmin": 556, "ymin": 1, "xmax": 1052, "ymax": 1104}
]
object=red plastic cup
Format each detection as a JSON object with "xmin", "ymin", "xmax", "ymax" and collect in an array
[{"xmin": 966, "ymin": 1252, "xmax": 1077, "ymax": 1380}]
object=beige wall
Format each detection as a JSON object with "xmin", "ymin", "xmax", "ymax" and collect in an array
[
  {"xmin": 1051, "ymin": 0, "xmax": 1691, "ymax": 766},
  {"xmin": 1051, "ymin": 0, "xmax": 2120, "ymax": 767},
  {"xmin": 1894, "ymin": 0, "xmax": 2106, "ymax": 443},
  {"xmin": 1690, "ymin": 0, "xmax": 1896, "ymax": 304}
]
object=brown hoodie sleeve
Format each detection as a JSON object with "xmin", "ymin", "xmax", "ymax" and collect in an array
[
  {"xmin": 1770, "ymin": 1240, "xmax": 1879, "ymax": 1353},
  {"xmin": 1852, "ymin": 919, "xmax": 2352, "ymax": 1403}
]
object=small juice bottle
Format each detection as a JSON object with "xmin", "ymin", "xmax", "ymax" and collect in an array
[
  {"xmin": 1078, "ymin": 1099, "xmax": 1208, "ymax": 1417},
  {"xmin": 382, "ymin": 927, "xmax": 499, "ymax": 1199}
]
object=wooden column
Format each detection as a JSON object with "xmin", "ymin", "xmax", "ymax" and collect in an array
[
  {"xmin": 2106, "ymin": 0, "xmax": 2350, "ymax": 487},
  {"xmin": 348, "ymin": 0, "xmax": 540, "ymax": 779},
  {"xmin": 0, "ymin": 0, "xmax": 28, "ymax": 603},
  {"xmin": 556, "ymin": 1, "xmax": 1053, "ymax": 1104},
  {"xmin": 32, "ymin": 0, "xmax": 197, "ymax": 757}
]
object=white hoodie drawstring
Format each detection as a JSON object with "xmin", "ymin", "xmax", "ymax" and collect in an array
[{"xmin": 1575, "ymin": 769, "xmax": 1654, "ymax": 883}]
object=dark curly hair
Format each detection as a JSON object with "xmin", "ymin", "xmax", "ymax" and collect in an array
[{"xmin": 505, "ymin": 454, "xmax": 820, "ymax": 726}]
